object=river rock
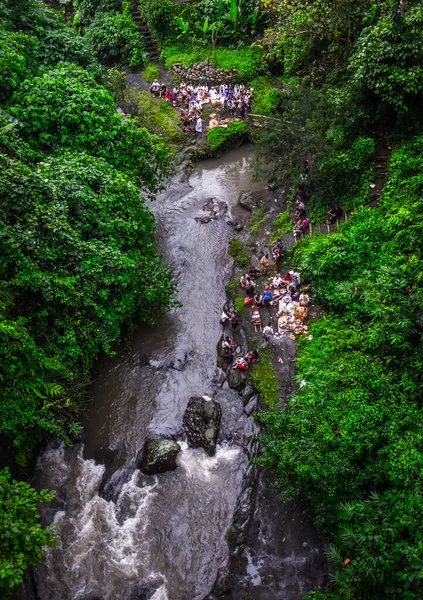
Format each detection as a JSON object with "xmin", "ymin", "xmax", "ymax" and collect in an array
[
  {"xmin": 183, "ymin": 396, "xmax": 221, "ymax": 456},
  {"xmin": 139, "ymin": 439, "xmax": 181, "ymax": 475},
  {"xmin": 243, "ymin": 396, "xmax": 257, "ymax": 416},
  {"xmin": 227, "ymin": 367, "xmax": 249, "ymax": 390},
  {"xmin": 238, "ymin": 191, "xmax": 257, "ymax": 212}
]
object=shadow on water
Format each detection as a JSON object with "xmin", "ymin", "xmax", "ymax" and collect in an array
[{"xmin": 17, "ymin": 145, "xmax": 327, "ymax": 600}]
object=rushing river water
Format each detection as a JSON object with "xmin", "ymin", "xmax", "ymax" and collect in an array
[{"xmin": 25, "ymin": 146, "xmax": 327, "ymax": 600}]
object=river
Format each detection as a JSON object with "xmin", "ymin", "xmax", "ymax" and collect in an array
[{"xmin": 24, "ymin": 146, "xmax": 327, "ymax": 600}]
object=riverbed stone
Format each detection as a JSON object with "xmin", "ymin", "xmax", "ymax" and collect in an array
[
  {"xmin": 139, "ymin": 439, "xmax": 181, "ymax": 475},
  {"xmin": 227, "ymin": 367, "xmax": 249, "ymax": 390},
  {"xmin": 238, "ymin": 191, "xmax": 257, "ymax": 212},
  {"xmin": 183, "ymin": 396, "xmax": 222, "ymax": 456}
]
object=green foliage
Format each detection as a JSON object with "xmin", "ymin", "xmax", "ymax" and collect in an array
[
  {"xmin": 207, "ymin": 121, "xmax": 247, "ymax": 152},
  {"xmin": 226, "ymin": 274, "xmax": 240, "ymax": 299},
  {"xmin": 349, "ymin": 4, "xmax": 423, "ymax": 110},
  {"xmin": 0, "ymin": 1, "xmax": 176, "ymax": 592},
  {"xmin": 228, "ymin": 238, "xmax": 249, "ymax": 268},
  {"xmin": 250, "ymin": 77, "xmax": 281, "ymax": 114},
  {"xmin": 0, "ymin": 30, "xmax": 37, "ymax": 103},
  {"xmin": 0, "ymin": 5, "xmax": 175, "ymax": 460},
  {"xmin": 142, "ymin": 62, "xmax": 160, "ymax": 83},
  {"xmin": 250, "ymin": 207, "xmax": 265, "ymax": 233},
  {"xmin": 161, "ymin": 43, "xmax": 262, "ymax": 81},
  {"xmin": 250, "ymin": 347, "xmax": 280, "ymax": 407},
  {"xmin": 139, "ymin": 0, "xmax": 175, "ymax": 41},
  {"xmin": 234, "ymin": 296, "xmax": 245, "ymax": 312},
  {"xmin": 272, "ymin": 210, "xmax": 291, "ymax": 237},
  {"xmin": 120, "ymin": 88, "xmax": 183, "ymax": 146},
  {"xmin": 86, "ymin": 9, "xmax": 147, "ymax": 67},
  {"xmin": 10, "ymin": 62, "xmax": 171, "ymax": 188},
  {"xmin": 258, "ymin": 136, "xmax": 423, "ymax": 598},
  {"xmin": 0, "ymin": 468, "xmax": 56, "ymax": 593}
]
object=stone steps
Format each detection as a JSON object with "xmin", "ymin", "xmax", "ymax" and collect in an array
[{"xmin": 131, "ymin": 9, "xmax": 159, "ymax": 61}]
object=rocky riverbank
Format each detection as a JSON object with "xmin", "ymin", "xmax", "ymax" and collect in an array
[{"xmin": 205, "ymin": 183, "xmax": 329, "ymax": 599}]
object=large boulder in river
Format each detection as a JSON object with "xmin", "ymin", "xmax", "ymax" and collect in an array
[
  {"xmin": 139, "ymin": 439, "xmax": 181, "ymax": 475},
  {"xmin": 238, "ymin": 191, "xmax": 257, "ymax": 212},
  {"xmin": 183, "ymin": 396, "xmax": 221, "ymax": 456}
]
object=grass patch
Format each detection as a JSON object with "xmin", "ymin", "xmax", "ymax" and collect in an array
[
  {"xmin": 160, "ymin": 43, "xmax": 262, "ymax": 81},
  {"xmin": 142, "ymin": 63, "xmax": 160, "ymax": 83},
  {"xmin": 250, "ymin": 206, "xmax": 266, "ymax": 233},
  {"xmin": 207, "ymin": 121, "xmax": 247, "ymax": 152},
  {"xmin": 250, "ymin": 347, "xmax": 280, "ymax": 408},
  {"xmin": 120, "ymin": 88, "xmax": 183, "ymax": 146},
  {"xmin": 234, "ymin": 296, "xmax": 245, "ymax": 312},
  {"xmin": 250, "ymin": 77, "xmax": 281, "ymax": 114},
  {"xmin": 229, "ymin": 238, "xmax": 249, "ymax": 268}
]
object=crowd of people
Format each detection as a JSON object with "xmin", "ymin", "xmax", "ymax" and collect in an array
[
  {"xmin": 149, "ymin": 79, "xmax": 254, "ymax": 134},
  {"xmin": 220, "ymin": 245, "xmax": 312, "ymax": 370}
]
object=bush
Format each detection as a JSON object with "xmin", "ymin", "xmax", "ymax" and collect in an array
[
  {"xmin": 10, "ymin": 63, "xmax": 171, "ymax": 188},
  {"xmin": 234, "ymin": 296, "xmax": 245, "ymax": 312},
  {"xmin": 228, "ymin": 238, "xmax": 249, "ymax": 268},
  {"xmin": 87, "ymin": 10, "xmax": 147, "ymax": 67},
  {"xmin": 139, "ymin": 0, "xmax": 174, "ymax": 41},
  {"xmin": 142, "ymin": 62, "xmax": 160, "ymax": 83},
  {"xmin": 207, "ymin": 121, "xmax": 247, "ymax": 152},
  {"xmin": 0, "ymin": 30, "xmax": 37, "ymax": 103},
  {"xmin": 250, "ymin": 207, "xmax": 266, "ymax": 233},
  {"xmin": 0, "ymin": 468, "xmax": 56, "ymax": 593},
  {"xmin": 250, "ymin": 77, "xmax": 281, "ymax": 114},
  {"xmin": 272, "ymin": 211, "xmax": 291, "ymax": 237}
]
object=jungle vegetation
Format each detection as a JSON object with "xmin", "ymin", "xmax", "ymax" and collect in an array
[
  {"xmin": 252, "ymin": 1, "xmax": 423, "ymax": 599},
  {"xmin": 0, "ymin": 0, "xmax": 174, "ymax": 591},
  {"xmin": 1, "ymin": 0, "xmax": 423, "ymax": 597}
]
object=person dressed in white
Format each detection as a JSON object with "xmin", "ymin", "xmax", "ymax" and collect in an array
[
  {"xmin": 263, "ymin": 323, "xmax": 274, "ymax": 340},
  {"xmin": 299, "ymin": 292, "xmax": 310, "ymax": 306},
  {"xmin": 272, "ymin": 273, "xmax": 283, "ymax": 289},
  {"xmin": 195, "ymin": 117, "xmax": 203, "ymax": 135}
]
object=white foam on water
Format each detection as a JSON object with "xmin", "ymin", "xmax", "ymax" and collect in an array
[
  {"xmin": 37, "ymin": 444, "xmax": 166, "ymax": 600},
  {"xmin": 177, "ymin": 443, "xmax": 242, "ymax": 482}
]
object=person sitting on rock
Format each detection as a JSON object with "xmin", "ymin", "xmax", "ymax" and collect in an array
[
  {"xmin": 281, "ymin": 292, "xmax": 292, "ymax": 305},
  {"xmin": 327, "ymin": 205, "xmax": 343, "ymax": 223},
  {"xmin": 222, "ymin": 345, "xmax": 234, "ymax": 362},
  {"xmin": 240, "ymin": 273, "xmax": 249, "ymax": 289},
  {"xmin": 222, "ymin": 336, "xmax": 234, "ymax": 351},
  {"xmin": 249, "ymin": 266, "xmax": 260, "ymax": 281},
  {"xmin": 299, "ymin": 291, "xmax": 310, "ymax": 307},
  {"xmin": 260, "ymin": 254, "xmax": 270, "ymax": 275},
  {"xmin": 150, "ymin": 80, "xmax": 160, "ymax": 96},
  {"xmin": 221, "ymin": 309, "xmax": 231, "ymax": 324},
  {"xmin": 232, "ymin": 357, "xmax": 249, "ymax": 370},
  {"xmin": 263, "ymin": 322, "xmax": 274, "ymax": 340},
  {"xmin": 283, "ymin": 272, "xmax": 293, "ymax": 285},
  {"xmin": 262, "ymin": 286, "xmax": 273, "ymax": 306},
  {"xmin": 254, "ymin": 291, "xmax": 263, "ymax": 306},
  {"xmin": 245, "ymin": 279, "xmax": 255, "ymax": 299},
  {"xmin": 272, "ymin": 273, "xmax": 283, "ymax": 289},
  {"xmin": 246, "ymin": 349, "xmax": 259, "ymax": 364}
]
